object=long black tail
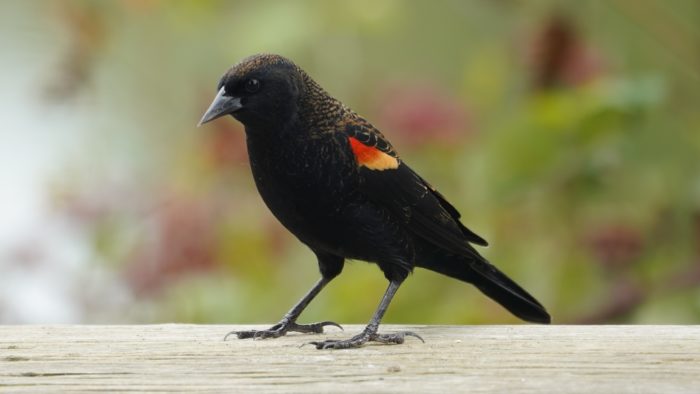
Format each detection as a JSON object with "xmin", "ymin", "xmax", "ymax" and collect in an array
[{"xmin": 419, "ymin": 254, "xmax": 551, "ymax": 324}]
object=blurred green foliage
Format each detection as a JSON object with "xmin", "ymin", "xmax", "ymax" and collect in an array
[{"xmin": 7, "ymin": 0, "xmax": 700, "ymax": 324}]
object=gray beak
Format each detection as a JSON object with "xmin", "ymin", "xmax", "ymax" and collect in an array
[{"xmin": 197, "ymin": 87, "xmax": 243, "ymax": 126}]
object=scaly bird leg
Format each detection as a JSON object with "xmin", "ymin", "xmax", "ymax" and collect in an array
[
  {"xmin": 226, "ymin": 277, "xmax": 342, "ymax": 340},
  {"xmin": 308, "ymin": 279, "xmax": 424, "ymax": 349}
]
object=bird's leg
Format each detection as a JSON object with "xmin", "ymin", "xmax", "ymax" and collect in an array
[
  {"xmin": 309, "ymin": 279, "xmax": 424, "ymax": 349},
  {"xmin": 226, "ymin": 277, "xmax": 341, "ymax": 340}
]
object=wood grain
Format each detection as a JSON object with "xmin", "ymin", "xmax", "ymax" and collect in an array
[{"xmin": 1, "ymin": 325, "xmax": 698, "ymax": 393}]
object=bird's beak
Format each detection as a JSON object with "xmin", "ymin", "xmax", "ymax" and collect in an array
[{"xmin": 197, "ymin": 87, "xmax": 243, "ymax": 127}]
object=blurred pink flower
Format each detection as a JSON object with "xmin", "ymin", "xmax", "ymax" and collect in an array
[
  {"xmin": 125, "ymin": 194, "xmax": 219, "ymax": 295},
  {"xmin": 374, "ymin": 82, "xmax": 471, "ymax": 148},
  {"xmin": 526, "ymin": 14, "xmax": 605, "ymax": 89},
  {"xmin": 586, "ymin": 224, "xmax": 644, "ymax": 271}
]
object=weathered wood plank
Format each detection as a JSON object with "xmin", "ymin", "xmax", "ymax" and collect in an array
[{"xmin": 0, "ymin": 325, "xmax": 698, "ymax": 393}]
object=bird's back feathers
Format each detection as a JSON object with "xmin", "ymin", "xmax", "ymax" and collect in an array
[{"xmin": 343, "ymin": 121, "xmax": 489, "ymax": 250}]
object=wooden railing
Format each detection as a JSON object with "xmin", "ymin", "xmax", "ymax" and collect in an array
[{"xmin": 1, "ymin": 325, "xmax": 698, "ymax": 392}]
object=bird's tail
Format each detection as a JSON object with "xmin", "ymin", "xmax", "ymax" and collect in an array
[{"xmin": 420, "ymin": 254, "xmax": 551, "ymax": 324}]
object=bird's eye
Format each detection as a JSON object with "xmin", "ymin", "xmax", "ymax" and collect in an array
[{"xmin": 245, "ymin": 79, "xmax": 260, "ymax": 93}]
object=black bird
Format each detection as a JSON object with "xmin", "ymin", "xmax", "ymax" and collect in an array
[{"xmin": 199, "ymin": 54, "xmax": 550, "ymax": 349}]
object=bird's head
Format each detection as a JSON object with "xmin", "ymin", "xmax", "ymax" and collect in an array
[{"xmin": 198, "ymin": 54, "xmax": 304, "ymax": 130}]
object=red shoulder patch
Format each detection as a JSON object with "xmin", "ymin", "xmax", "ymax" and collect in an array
[{"xmin": 348, "ymin": 137, "xmax": 399, "ymax": 171}]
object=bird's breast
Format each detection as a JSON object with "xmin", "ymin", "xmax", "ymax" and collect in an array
[
  {"xmin": 244, "ymin": 129, "xmax": 415, "ymax": 264},
  {"xmin": 246, "ymin": 131, "xmax": 359, "ymax": 237}
]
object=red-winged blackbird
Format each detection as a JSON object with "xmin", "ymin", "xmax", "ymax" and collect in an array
[{"xmin": 199, "ymin": 54, "xmax": 550, "ymax": 349}]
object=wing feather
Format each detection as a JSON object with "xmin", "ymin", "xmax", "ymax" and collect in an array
[{"xmin": 343, "ymin": 121, "xmax": 488, "ymax": 252}]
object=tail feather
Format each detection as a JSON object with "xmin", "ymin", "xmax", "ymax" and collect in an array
[
  {"xmin": 419, "ymin": 254, "xmax": 551, "ymax": 324},
  {"xmin": 467, "ymin": 259, "xmax": 551, "ymax": 324}
]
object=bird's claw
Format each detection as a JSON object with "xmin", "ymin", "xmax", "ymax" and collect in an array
[
  {"xmin": 224, "ymin": 320, "xmax": 343, "ymax": 341},
  {"xmin": 307, "ymin": 330, "xmax": 424, "ymax": 350},
  {"xmin": 305, "ymin": 321, "xmax": 343, "ymax": 333}
]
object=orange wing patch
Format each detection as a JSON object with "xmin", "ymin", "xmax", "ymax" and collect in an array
[{"xmin": 348, "ymin": 137, "xmax": 399, "ymax": 171}]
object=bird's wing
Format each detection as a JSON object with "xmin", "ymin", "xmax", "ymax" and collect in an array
[{"xmin": 343, "ymin": 120, "xmax": 488, "ymax": 256}]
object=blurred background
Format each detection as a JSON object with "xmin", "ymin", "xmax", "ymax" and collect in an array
[{"xmin": 1, "ymin": 0, "xmax": 699, "ymax": 325}]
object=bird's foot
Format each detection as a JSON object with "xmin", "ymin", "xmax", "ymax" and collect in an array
[
  {"xmin": 225, "ymin": 320, "xmax": 342, "ymax": 340},
  {"xmin": 308, "ymin": 330, "xmax": 424, "ymax": 350}
]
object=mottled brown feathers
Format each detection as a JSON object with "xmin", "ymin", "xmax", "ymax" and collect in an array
[{"xmin": 227, "ymin": 53, "xmax": 295, "ymax": 78}]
